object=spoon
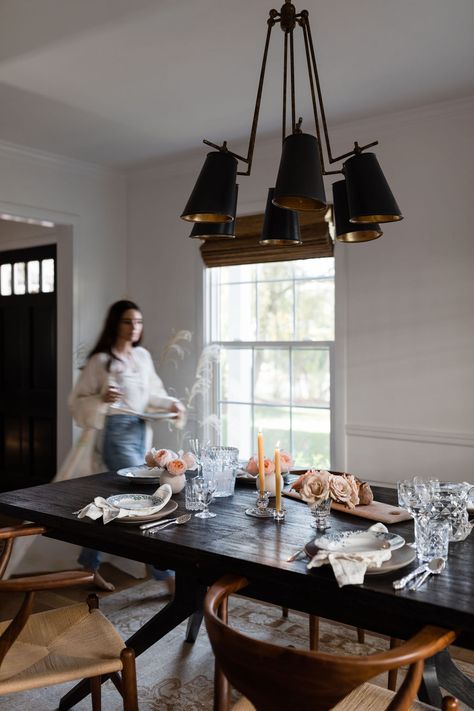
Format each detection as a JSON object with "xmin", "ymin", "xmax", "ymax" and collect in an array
[
  {"xmin": 408, "ymin": 557, "xmax": 445, "ymax": 591},
  {"xmin": 141, "ymin": 514, "xmax": 191, "ymax": 532}
]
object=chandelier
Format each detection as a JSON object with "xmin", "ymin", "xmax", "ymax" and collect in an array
[{"xmin": 181, "ymin": 0, "xmax": 402, "ymax": 245}]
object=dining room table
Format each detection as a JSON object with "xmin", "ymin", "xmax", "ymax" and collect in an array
[{"xmin": 0, "ymin": 471, "xmax": 473, "ymax": 710}]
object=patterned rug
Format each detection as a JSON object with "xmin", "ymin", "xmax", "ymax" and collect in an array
[{"xmin": 2, "ymin": 579, "xmax": 473, "ymax": 710}]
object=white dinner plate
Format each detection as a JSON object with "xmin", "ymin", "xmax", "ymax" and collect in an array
[
  {"xmin": 365, "ymin": 545, "xmax": 416, "ymax": 575},
  {"xmin": 106, "ymin": 492, "xmax": 166, "ymax": 516},
  {"xmin": 116, "ymin": 465, "xmax": 163, "ymax": 485},
  {"xmin": 310, "ymin": 529, "xmax": 405, "ymax": 553},
  {"xmin": 113, "ymin": 500, "xmax": 178, "ymax": 525}
]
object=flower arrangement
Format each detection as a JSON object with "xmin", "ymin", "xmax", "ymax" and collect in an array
[
  {"xmin": 145, "ymin": 447, "xmax": 197, "ymax": 477},
  {"xmin": 291, "ymin": 470, "xmax": 360, "ymax": 509},
  {"xmin": 245, "ymin": 450, "xmax": 293, "ymax": 476}
]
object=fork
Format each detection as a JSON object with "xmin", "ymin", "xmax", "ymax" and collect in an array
[{"xmin": 142, "ymin": 513, "xmax": 191, "ymax": 532}]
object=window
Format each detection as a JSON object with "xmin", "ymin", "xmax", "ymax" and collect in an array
[
  {"xmin": 206, "ymin": 257, "xmax": 334, "ymax": 467},
  {"xmin": 0, "ymin": 257, "xmax": 55, "ymax": 296}
]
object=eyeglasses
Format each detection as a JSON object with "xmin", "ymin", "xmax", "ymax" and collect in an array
[{"xmin": 120, "ymin": 319, "xmax": 143, "ymax": 326}]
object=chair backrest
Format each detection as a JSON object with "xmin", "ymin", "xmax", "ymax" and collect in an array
[{"xmin": 204, "ymin": 574, "xmax": 457, "ymax": 711}]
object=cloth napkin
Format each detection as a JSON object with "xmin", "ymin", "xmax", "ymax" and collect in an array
[
  {"xmin": 74, "ymin": 484, "xmax": 172, "ymax": 524},
  {"xmin": 307, "ymin": 522, "xmax": 392, "ymax": 587}
]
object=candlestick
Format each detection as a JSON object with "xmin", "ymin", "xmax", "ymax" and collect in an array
[
  {"xmin": 274, "ymin": 445, "xmax": 282, "ymax": 513},
  {"xmin": 257, "ymin": 430, "xmax": 265, "ymax": 496}
]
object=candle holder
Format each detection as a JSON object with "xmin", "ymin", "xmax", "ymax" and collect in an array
[
  {"xmin": 245, "ymin": 491, "xmax": 274, "ymax": 518},
  {"xmin": 273, "ymin": 507, "xmax": 286, "ymax": 523}
]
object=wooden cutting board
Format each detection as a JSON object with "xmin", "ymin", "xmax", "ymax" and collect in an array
[{"xmin": 282, "ymin": 490, "xmax": 412, "ymax": 525}]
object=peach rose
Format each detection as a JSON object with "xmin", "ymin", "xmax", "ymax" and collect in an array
[
  {"xmin": 279, "ymin": 450, "xmax": 293, "ymax": 473},
  {"xmin": 154, "ymin": 448, "xmax": 177, "ymax": 468},
  {"xmin": 343, "ymin": 474, "xmax": 360, "ymax": 508},
  {"xmin": 300, "ymin": 470, "xmax": 330, "ymax": 505},
  {"xmin": 328, "ymin": 473, "xmax": 355, "ymax": 508},
  {"xmin": 245, "ymin": 456, "xmax": 259, "ymax": 476},
  {"xmin": 181, "ymin": 451, "xmax": 198, "ymax": 470},
  {"xmin": 166, "ymin": 458, "xmax": 187, "ymax": 476},
  {"xmin": 145, "ymin": 448, "xmax": 157, "ymax": 468},
  {"xmin": 263, "ymin": 457, "xmax": 275, "ymax": 476}
]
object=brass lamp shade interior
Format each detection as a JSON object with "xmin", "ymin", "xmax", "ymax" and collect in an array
[
  {"xmin": 181, "ymin": 151, "xmax": 238, "ymax": 223},
  {"xmin": 189, "ymin": 186, "xmax": 238, "ymax": 240},
  {"xmin": 344, "ymin": 152, "xmax": 403, "ymax": 224},
  {"xmin": 332, "ymin": 180, "xmax": 382, "ymax": 243},
  {"xmin": 260, "ymin": 188, "xmax": 302, "ymax": 245},
  {"xmin": 273, "ymin": 133, "xmax": 327, "ymax": 211}
]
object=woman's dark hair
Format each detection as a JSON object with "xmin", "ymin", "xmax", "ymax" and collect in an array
[{"xmin": 88, "ymin": 300, "xmax": 143, "ymax": 368}]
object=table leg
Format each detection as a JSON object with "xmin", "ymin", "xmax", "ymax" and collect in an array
[
  {"xmin": 435, "ymin": 649, "xmax": 474, "ymax": 708},
  {"xmin": 418, "ymin": 655, "xmax": 443, "ymax": 708},
  {"xmin": 58, "ymin": 569, "xmax": 202, "ymax": 710}
]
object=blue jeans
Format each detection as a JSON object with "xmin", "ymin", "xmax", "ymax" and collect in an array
[{"xmin": 78, "ymin": 415, "xmax": 173, "ymax": 582}]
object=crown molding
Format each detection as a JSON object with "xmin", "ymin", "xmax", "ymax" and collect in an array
[
  {"xmin": 346, "ymin": 424, "xmax": 474, "ymax": 448},
  {"xmin": 0, "ymin": 140, "xmax": 123, "ymax": 178}
]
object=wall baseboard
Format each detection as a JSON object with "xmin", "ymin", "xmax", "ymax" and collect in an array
[{"xmin": 346, "ymin": 424, "xmax": 474, "ymax": 448}]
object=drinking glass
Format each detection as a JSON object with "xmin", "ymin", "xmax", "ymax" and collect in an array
[
  {"xmin": 185, "ymin": 478, "xmax": 201, "ymax": 511},
  {"xmin": 415, "ymin": 517, "xmax": 450, "ymax": 562},
  {"xmin": 202, "ymin": 446, "xmax": 239, "ymax": 497},
  {"xmin": 194, "ymin": 477, "xmax": 217, "ymax": 519},
  {"xmin": 426, "ymin": 481, "xmax": 473, "ymax": 542}
]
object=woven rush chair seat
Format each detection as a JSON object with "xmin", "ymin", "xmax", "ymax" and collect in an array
[
  {"xmin": 205, "ymin": 574, "xmax": 459, "ymax": 711},
  {"xmin": 0, "ymin": 602, "xmax": 127, "ymax": 694}
]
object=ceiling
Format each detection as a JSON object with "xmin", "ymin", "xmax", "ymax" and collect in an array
[{"xmin": 0, "ymin": 0, "xmax": 473, "ymax": 168}]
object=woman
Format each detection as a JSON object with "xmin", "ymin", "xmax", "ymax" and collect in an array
[{"xmin": 70, "ymin": 300, "xmax": 185, "ymax": 591}]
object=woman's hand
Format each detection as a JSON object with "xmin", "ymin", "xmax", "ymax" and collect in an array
[
  {"xmin": 103, "ymin": 387, "xmax": 122, "ymax": 404},
  {"xmin": 169, "ymin": 401, "xmax": 186, "ymax": 415}
]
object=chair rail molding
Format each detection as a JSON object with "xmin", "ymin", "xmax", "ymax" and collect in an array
[{"xmin": 346, "ymin": 424, "xmax": 474, "ymax": 448}]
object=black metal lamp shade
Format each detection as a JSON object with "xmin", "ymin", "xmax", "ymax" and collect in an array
[
  {"xmin": 189, "ymin": 185, "xmax": 238, "ymax": 240},
  {"xmin": 259, "ymin": 188, "xmax": 302, "ymax": 245},
  {"xmin": 344, "ymin": 152, "xmax": 403, "ymax": 224},
  {"xmin": 332, "ymin": 180, "xmax": 382, "ymax": 243},
  {"xmin": 273, "ymin": 133, "xmax": 327, "ymax": 211},
  {"xmin": 181, "ymin": 151, "xmax": 238, "ymax": 222}
]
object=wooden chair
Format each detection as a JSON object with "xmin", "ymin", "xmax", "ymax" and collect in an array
[
  {"xmin": 0, "ymin": 523, "xmax": 138, "ymax": 710},
  {"xmin": 205, "ymin": 574, "xmax": 459, "ymax": 711}
]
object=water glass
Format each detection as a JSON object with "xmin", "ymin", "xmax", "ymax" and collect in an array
[
  {"xmin": 185, "ymin": 478, "xmax": 201, "ymax": 511},
  {"xmin": 415, "ymin": 517, "xmax": 450, "ymax": 563},
  {"xmin": 194, "ymin": 477, "xmax": 217, "ymax": 519},
  {"xmin": 201, "ymin": 446, "xmax": 239, "ymax": 498},
  {"xmin": 427, "ymin": 481, "xmax": 473, "ymax": 542}
]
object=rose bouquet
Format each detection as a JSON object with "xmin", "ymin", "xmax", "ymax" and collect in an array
[
  {"xmin": 291, "ymin": 470, "xmax": 360, "ymax": 509},
  {"xmin": 145, "ymin": 447, "xmax": 198, "ymax": 476},
  {"xmin": 245, "ymin": 450, "xmax": 293, "ymax": 477}
]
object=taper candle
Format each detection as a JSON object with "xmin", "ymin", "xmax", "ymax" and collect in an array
[
  {"xmin": 274, "ymin": 444, "xmax": 282, "ymax": 512},
  {"xmin": 257, "ymin": 430, "xmax": 265, "ymax": 495}
]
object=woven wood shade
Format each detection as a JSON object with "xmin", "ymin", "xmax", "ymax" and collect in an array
[{"xmin": 199, "ymin": 210, "xmax": 333, "ymax": 267}]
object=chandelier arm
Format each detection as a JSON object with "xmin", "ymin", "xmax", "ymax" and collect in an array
[
  {"xmin": 331, "ymin": 140, "xmax": 379, "ymax": 164},
  {"xmin": 300, "ymin": 19, "xmax": 326, "ymax": 171},
  {"xmin": 289, "ymin": 28, "xmax": 296, "ymax": 132},
  {"xmin": 282, "ymin": 30, "xmax": 288, "ymax": 144}
]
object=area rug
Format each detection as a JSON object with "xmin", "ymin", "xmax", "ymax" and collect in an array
[{"xmin": 2, "ymin": 580, "xmax": 473, "ymax": 710}]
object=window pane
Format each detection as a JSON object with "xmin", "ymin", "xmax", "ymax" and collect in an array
[
  {"xmin": 220, "ymin": 348, "xmax": 252, "ymax": 403},
  {"xmin": 220, "ymin": 403, "xmax": 253, "ymax": 460},
  {"xmin": 295, "ymin": 279, "xmax": 334, "ymax": 340},
  {"xmin": 293, "ymin": 257, "xmax": 334, "ymax": 279},
  {"xmin": 255, "ymin": 348, "xmax": 290, "ymax": 404},
  {"xmin": 41, "ymin": 258, "xmax": 55, "ymax": 293},
  {"xmin": 257, "ymin": 280, "xmax": 293, "ymax": 340},
  {"xmin": 0, "ymin": 263, "xmax": 12, "ymax": 295},
  {"xmin": 13, "ymin": 262, "xmax": 26, "ymax": 294},
  {"xmin": 254, "ymin": 406, "xmax": 291, "ymax": 456},
  {"xmin": 257, "ymin": 261, "xmax": 294, "ymax": 281},
  {"xmin": 292, "ymin": 408, "xmax": 330, "ymax": 468},
  {"xmin": 292, "ymin": 349, "xmax": 330, "ymax": 407},
  {"xmin": 219, "ymin": 264, "xmax": 256, "ymax": 284},
  {"xmin": 27, "ymin": 260, "xmax": 40, "ymax": 293},
  {"xmin": 218, "ymin": 282, "xmax": 256, "ymax": 340}
]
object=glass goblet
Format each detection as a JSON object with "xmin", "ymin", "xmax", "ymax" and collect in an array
[{"xmin": 194, "ymin": 477, "xmax": 217, "ymax": 519}]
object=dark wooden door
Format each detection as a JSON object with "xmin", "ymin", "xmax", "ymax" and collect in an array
[{"xmin": 0, "ymin": 245, "xmax": 57, "ymax": 491}]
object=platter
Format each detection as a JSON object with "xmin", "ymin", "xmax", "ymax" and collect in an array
[
  {"xmin": 113, "ymin": 500, "xmax": 178, "ymax": 525},
  {"xmin": 311, "ymin": 529, "xmax": 405, "ymax": 553},
  {"xmin": 117, "ymin": 465, "xmax": 163, "ymax": 485}
]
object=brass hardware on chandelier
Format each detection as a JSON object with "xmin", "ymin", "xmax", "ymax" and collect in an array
[{"xmin": 182, "ymin": 0, "xmax": 402, "ymax": 243}]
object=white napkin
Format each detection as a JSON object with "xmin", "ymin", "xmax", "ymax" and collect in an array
[
  {"xmin": 74, "ymin": 484, "xmax": 172, "ymax": 524},
  {"xmin": 307, "ymin": 522, "xmax": 392, "ymax": 587}
]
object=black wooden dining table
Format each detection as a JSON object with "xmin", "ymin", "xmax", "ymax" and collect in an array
[{"xmin": 0, "ymin": 472, "xmax": 473, "ymax": 709}]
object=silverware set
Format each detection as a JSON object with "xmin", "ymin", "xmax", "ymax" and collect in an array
[
  {"xmin": 392, "ymin": 556, "xmax": 445, "ymax": 591},
  {"xmin": 140, "ymin": 513, "xmax": 191, "ymax": 532}
]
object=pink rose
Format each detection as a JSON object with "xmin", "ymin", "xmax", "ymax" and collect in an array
[
  {"xmin": 300, "ymin": 470, "xmax": 330, "ymax": 505},
  {"xmin": 145, "ymin": 448, "xmax": 157, "ymax": 468},
  {"xmin": 182, "ymin": 451, "xmax": 197, "ymax": 470},
  {"xmin": 279, "ymin": 450, "xmax": 293, "ymax": 473},
  {"xmin": 245, "ymin": 456, "xmax": 259, "ymax": 476},
  {"xmin": 154, "ymin": 448, "xmax": 177, "ymax": 468},
  {"xmin": 328, "ymin": 473, "xmax": 355, "ymax": 508},
  {"xmin": 342, "ymin": 474, "xmax": 360, "ymax": 508},
  {"xmin": 263, "ymin": 457, "xmax": 275, "ymax": 476},
  {"xmin": 166, "ymin": 458, "xmax": 187, "ymax": 476}
]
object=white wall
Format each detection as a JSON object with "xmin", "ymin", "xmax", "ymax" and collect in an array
[
  {"xmin": 129, "ymin": 97, "xmax": 474, "ymax": 484},
  {"xmin": 0, "ymin": 141, "xmax": 128, "ymax": 465}
]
